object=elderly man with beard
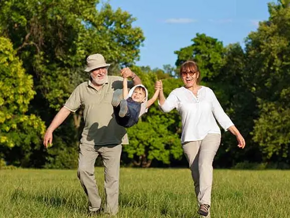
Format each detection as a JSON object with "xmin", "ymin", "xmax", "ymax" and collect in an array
[{"xmin": 43, "ymin": 54, "xmax": 141, "ymax": 216}]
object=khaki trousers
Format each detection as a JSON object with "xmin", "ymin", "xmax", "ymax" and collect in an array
[
  {"xmin": 77, "ymin": 143, "xmax": 122, "ymax": 215},
  {"xmin": 183, "ymin": 133, "xmax": 221, "ymax": 217}
]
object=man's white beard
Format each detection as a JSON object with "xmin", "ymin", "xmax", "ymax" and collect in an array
[{"xmin": 91, "ymin": 74, "xmax": 108, "ymax": 85}]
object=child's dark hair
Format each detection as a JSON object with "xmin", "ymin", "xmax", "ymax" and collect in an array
[{"xmin": 135, "ymin": 86, "xmax": 146, "ymax": 95}]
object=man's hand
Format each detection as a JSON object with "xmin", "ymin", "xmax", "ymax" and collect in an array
[
  {"xmin": 42, "ymin": 107, "xmax": 71, "ymax": 148},
  {"xmin": 43, "ymin": 129, "xmax": 53, "ymax": 148},
  {"xmin": 121, "ymin": 67, "xmax": 134, "ymax": 78}
]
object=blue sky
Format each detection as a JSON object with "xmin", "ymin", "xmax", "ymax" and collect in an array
[{"xmin": 109, "ymin": 0, "xmax": 274, "ymax": 69}]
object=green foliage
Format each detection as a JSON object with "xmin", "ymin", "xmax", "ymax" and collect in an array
[
  {"xmin": 246, "ymin": 1, "xmax": 290, "ymax": 162},
  {"xmin": 213, "ymin": 43, "xmax": 262, "ymax": 166},
  {"xmin": 0, "ymin": 158, "xmax": 6, "ymax": 169},
  {"xmin": 232, "ymin": 161, "xmax": 290, "ymax": 169},
  {"xmin": 0, "ymin": 0, "xmax": 145, "ymax": 110},
  {"xmin": 0, "ymin": 36, "xmax": 45, "ymax": 165},
  {"xmin": 44, "ymin": 119, "xmax": 80, "ymax": 169},
  {"xmin": 253, "ymin": 100, "xmax": 290, "ymax": 160},
  {"xmin": 175, "ymin": 33, "xmax": 226, "ymax": 82},
  {"xmin": 44, "ymin": 146, "xmax": 78, "ymax": 169},
  {"xmin": 0, "ymin": 0, "xmax": 144, "ymax": 168},
  {"xmin": 232, "ymin": 161, "xmax": 268, "ymax": 170},
  {"xmin": 0, "ymin": 36, "xmax": 45, "ymax": 147}
]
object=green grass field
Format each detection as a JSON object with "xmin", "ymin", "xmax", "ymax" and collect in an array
[{"xmin": 0, "ymin": 168, "xmax": 289, "ymax": 218}]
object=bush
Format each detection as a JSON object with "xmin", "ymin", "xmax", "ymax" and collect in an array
[
  {"xmin": 44, "ymin": 146, "xmax": 78, "ymax": 169},
  {"xmin": 232, "ymin": 161, "xmax": 290, "ymax": 170},
  {"xmin": 232, "ymin": 161, "xmax": 267, "ymax": 170}
]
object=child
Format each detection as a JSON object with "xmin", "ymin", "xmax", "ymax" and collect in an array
[{"xmin": 112, "ymin": 77, "xmax": 160, "ymax": 128}]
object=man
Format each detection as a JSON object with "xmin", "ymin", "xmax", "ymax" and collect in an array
[{"xmin": 43, "ymin": 54, "xmax": 141, "ymax": 215}]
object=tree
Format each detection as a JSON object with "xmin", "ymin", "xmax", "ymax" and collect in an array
[
  {"xmin": 0, "ymin": 0, "xmax": 144, "ymax": 112},
  {"xmin": 213, "ymin": 43, "xmax": 262, "ymax": 167},
  {"xmin": 0, "ymin": 0, "xmax": 145, "ymax": 168},
  {"xmin": 162, "ymin": 64, "xmax": 177, "ymax": 78},
  {"xmin": 0, "ymin": 36, "xmax": 45, "ymax": 167},
  {"xmin": 246, "ymin": 0, "xmax": 290, "ymax": 163},
  {"xmin": 174, "ymin": 33, "xmax": 226, "ymax": 82}
]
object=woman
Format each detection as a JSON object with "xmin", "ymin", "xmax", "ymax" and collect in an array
[{"xmin": 157, "ymin": 60, "xmax": 245, "ymax": 217}]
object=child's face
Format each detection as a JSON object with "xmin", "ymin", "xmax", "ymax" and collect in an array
[{"xmin": 131, "ymin": 88, "xmax": 146, "ymax": 103}]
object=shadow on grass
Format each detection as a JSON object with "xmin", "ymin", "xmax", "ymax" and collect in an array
[
  {"xmin": 119, "ymin": 192, "xmax": 196, "ymax": 218},
  {"xmin": 10, "ymin": 189, "xmax": 86, "ymax": 212},
  {"xmin": 10, "ymin": 189, "xmax": 199, "ymax": 218}
]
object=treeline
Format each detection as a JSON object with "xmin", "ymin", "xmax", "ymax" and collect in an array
[{"xmin": 0, "ymin": 0, "xmax": 289, "ymax": 169}]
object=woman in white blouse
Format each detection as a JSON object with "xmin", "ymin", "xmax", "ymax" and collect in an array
[{"xmin": 157, "ymin": 60, "xmax": 245, "ymax": 217}]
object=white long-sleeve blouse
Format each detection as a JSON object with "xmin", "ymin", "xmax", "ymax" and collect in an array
[{"xmin": 160, "ymin": 86, "xmax": 234, "ymax": 143}]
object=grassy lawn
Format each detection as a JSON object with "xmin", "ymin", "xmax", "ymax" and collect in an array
[{"xmin": 0, "ymin": 168, "xmax": 289, "ymax": 218}]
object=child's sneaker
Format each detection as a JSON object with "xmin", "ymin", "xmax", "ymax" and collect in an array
[
  {"xmin": 119, "ymin": 100, "xmax": 128, "ymax": 117},
  {"xmin": 112, "ymin": 89, "xmax": 123, "ymax": 107}
]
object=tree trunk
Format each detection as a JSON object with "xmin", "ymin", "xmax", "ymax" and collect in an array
[{"xmin": 133, "ymin": 154, "xmax": 152, "ymax": 168}]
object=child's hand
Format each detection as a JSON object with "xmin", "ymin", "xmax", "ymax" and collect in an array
[{"xmin": 155, "ymin": 80, "xmax": 163, "ymax": 90}]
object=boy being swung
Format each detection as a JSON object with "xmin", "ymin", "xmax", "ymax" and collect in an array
[{"xmin": 112, "ymin": 75, "xmax": 160, "ymax": 128}]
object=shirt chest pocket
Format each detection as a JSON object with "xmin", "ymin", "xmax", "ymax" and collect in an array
[
  {"xmin": 102, "ymin": 91, "xmax": 114, "ymax": 104},
  {"xmin": 82, "ymin": 90, "xmax": 114, "ymax": 106}
]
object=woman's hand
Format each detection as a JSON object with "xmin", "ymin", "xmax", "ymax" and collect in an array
[
  {"xmin": 228, "ymin": 125, "xmax": 246, "ymax": 149},
  {"xmin": 155, "ymin": 80, "xmax": 163, "ymax": 90},
  {"xmin": 236, "ymin": 134, "xmax": 246, "ymax": 149}
]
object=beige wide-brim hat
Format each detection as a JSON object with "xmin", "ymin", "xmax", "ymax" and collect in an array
[{"xmin": 84, "ymin": 54, "xmax": 111, "ymax": 72}]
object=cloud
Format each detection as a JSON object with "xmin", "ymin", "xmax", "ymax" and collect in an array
[
  {"xmin": 165, "ymin": 18, "xmax": 196, "ymax": 24},
  {"xmin": 209, "ymin": 19, "xmax": 233, "ymax": 24}
]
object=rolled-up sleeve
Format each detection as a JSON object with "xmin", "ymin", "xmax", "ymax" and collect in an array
[{"xmin": 210, "ymin": 90, "xmax": 234, "ymax": 130}]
